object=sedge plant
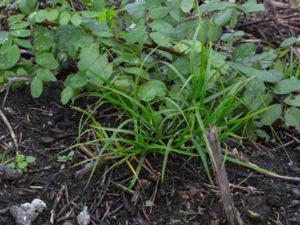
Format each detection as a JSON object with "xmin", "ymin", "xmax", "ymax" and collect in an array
[{"xmin": 72, "ymin": 32, "xmax": 268, "ymax": 188}]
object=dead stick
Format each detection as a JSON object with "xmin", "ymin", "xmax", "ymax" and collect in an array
[
  {"xmin": 0, "ymin": 109, "xmax": 18, "ymax": 150},
  {"xmin": 50, "ymin": 185, "xmax": 65, "ymax": 224},
  {"xmin": 207, "ymin": 128, "xmax": 243, "ymax": 225}
]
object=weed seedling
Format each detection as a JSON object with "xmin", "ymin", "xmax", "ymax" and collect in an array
[
  {"xmin": 57, "ymin": 150, "xmax": 75, "ymax": 163},
  {"xmin": 7, "ymin": 154, "xmax": 36, "ymax": 172}
]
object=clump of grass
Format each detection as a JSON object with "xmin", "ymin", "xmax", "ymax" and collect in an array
[{"xmin": 73, "ymin": 37, "xmax": 266, "ymax": 187}]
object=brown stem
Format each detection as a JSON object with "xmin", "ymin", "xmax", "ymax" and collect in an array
[{"xmin": 207, "ymin": 128, "xmax": 243, "ymax": 225}]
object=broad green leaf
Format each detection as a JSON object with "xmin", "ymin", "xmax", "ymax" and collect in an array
[
  {"xmin": 200, "ymin": 1, "xmax": 235, "ymax": 13},
  {"xmin": 206, "ymin": 20, "xmax": 222, "ymax": 42},
  {"xmin": 169, "ymin": 8, "xmax": 184, "ymax": 21},
  {"xmin": 14, "ymin": 38, "xmax": 32, "ymax": 49},
  {"xmin": 17, "ymin": 0, "xmax": 37, "ymax": 15},
  {"xmin": 70, "ymin": 73, "xmax": 87, "ymax": 88},
  {"xmin": 16, "ymin": 68, "xmax": 27, "ymax": 75},
  {"xmin": 78, "ymin": 45, "xmax": 99, "ymax": 70},
  {"xmin": 244, "ymin": 79, "xmax": 272, "ymax": 111},
  {"xmin": 214, "ymin": 8, "xmax": 232, "ymax": 26},
  {"xmin": 55, "ymin": 25, "xmax": 94, "ymax": 58},
  {"xmin": 30, "ymin": 76, "xmax": 43, "ymax": 98},
  {"xmin": 10, "ymin": 21, "xmax": 30, "ymax": 30},
  {"xmin": 242, "ymin": 0, "xmax": 265, "ymax": 13},
  {"xmin": 85, "ymin": 54, "xmax": 112, "ymax": 83},
  {"xmin": 0, "ymin": 44, "xmax": 20, "ymax": 70},
  {"xmin": 124, "ymin": 67, "xmax": 149, "ymax": 79},
  {"xmin": 146, "ymin": 0, "xmax": 161, "ymax": 8},
  {"xmin": 256, "ymin": 129, "xmax": 270, "ymax": 141},
  {"xmin": 180, "ymin": 0, "xmax": 194, "ymax": 13},
  {"xmin": 78, "ymin": 45, "xmax": 112, "ymax": 84},
  {"xmin": 35, "ymin": 10, "xmax": 47, "ymax": 23},
  {"xmin": 230, "ymin": 63, "xmax": 283, "ymax": 83},
  {"xmin": 17, "ymin": 161, "xmax": 28, "ymax": 170},
  {"xmin": 114, "ymin": 78, "xmax": 134, "ymax": 93},
  {"xmin": 233, "ymin": 43, "xmax": 256, "ymax": 59},
  {"xmin": 150, "ymin": 32, "xmax": 172, "ymax": 47},
  {"xmin": 221, "ymin": 31, "xmax": 245, "ymax": 42},
  {"xmin": 284, "ymin": 107, "xmax": 300, "ymax": 131},
  {"xmin": 7, "ymin": 162, "xmax": 16, "ymax": 169},
  {"xmin": 34, "ymin": 36, "xmax": 54, "ymax": 52},
  {"xmin": 36, "ymin": 68, "xmax": 56, "ymax": 81},
  {"xmin": 126, "ymin": 23, "xmax": 147, "ymax": 44},
  {"xmin": 81, "ymin": 18, "xmax": 113, "ymax": 37},
  {"xmin": 71, "ymin": 13, "xmax": 82, "ymax": 26},
  {"xmin": 123, "ymin": 1, "xmax": 145, "ymax": 20},
  {"xmin": 0, "ymin": 31, "xmax": 10, "ymax": 44},
  {"xmin": 16, "ymin": 154, "xmax": 25, "ymax": 162},
  {"xmin": 11, "ymin": 29, "xmax": 31, "ymax": 37},
  {"xmin": 260, "ymin": 104, "xmax": 282, "ymax": 126},
  {"xmin": 59, "ymin": 11, "xmax": 71, "ymax": 25},
  {"xmin": 26, "ymin": 156, "xmax": 36, "ymax": 163},
  {"xmin": 138, "ymin": 80, "xmax": 167, "ymax": 101},
  {"xmin": 229, "ymin": 9, "xmax": 240, "ymax": 27},
  {"xmin": 274, "ymin": 79, "xmax": 300, "ymax": 94},
  {"xmin": 8, "ymin": 14, "xmax": 25, "ymax": 25},
  {"xmin": 91, "ymin": 0, "xmax": 105, "ymax": 11},
  {"xmin": 148, "ymin": 7, "xmax": 170, "ymax": 19},
  {"xmin": 36, "ymin": 53, "xmax": 59, "ymax": 70},
  {"xmin": 280, "ymin": 37, "xmax": 297, "ymax": 48},
  {"xmin": 243, "ymin": 50, "xmax": 278, "ymax": 69},
  {"xmin": 171, "ymin": 20, "xmax": 198, "ymax": 41},
  {"xmin": 80, "ymin": 11, "xmax": 100, "ymax": 18},
  {"xmin": 284, "ymin": 95, "xmax": 300, "ymax": 107},
  {"xmin": 46, "ymin": 9, "xmax": 59, "ymax": 21},
  {"xmin": 149, "ymin": 20, "xmax": 174, "ymax": 35},
  {"xmin": 61, "ymin": 86, "xmax": 74, "ymax": 104}
]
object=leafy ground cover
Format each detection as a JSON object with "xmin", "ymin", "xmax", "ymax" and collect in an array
[
  {"xmin": 1, "ymin": 0, "xmax": 300, "ymax": 224},
  {"xmin": 1, "ymin": 87, "xmax": 300, "ymax": 225}
]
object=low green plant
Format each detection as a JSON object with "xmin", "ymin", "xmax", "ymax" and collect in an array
[
  {"xmin": 1, "ymin": 0, "xmax": 299, "ymax": 187},
  {"xmin": 228, "ymin": 37, "xmax": 300, "ymax": 140},
  {"xmin": 57, "ymin": 150, "xmax": 75, "ymax": 163},
  {"xmin": 0, "ymin": 0, "xmax": 264, "ymax": 102},
  {"xmin": 74, "ymin": 39, "xmax": 266, "ymax": 186},
  {"xmin": 7, "ymin": 154, "xmax": 36, "ymax": 172}
]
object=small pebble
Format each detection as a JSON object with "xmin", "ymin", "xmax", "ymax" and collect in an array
[
  {"xmin": 63, "ymin": 221, "xmax": 74, "ymax": 225},
  {"xmin": 291, "ymin": 187, "xmax": 300, "ymax": 200},
  {"xmin": 31, "ymin": 199, "xmax": 47, "ymax": 212},
  {"xmin": 9, "ymin": 199, "xmax": 47, "ymax": 225},
  {"xmin": 77, "ymin": 206, "xmax": 91, "ymax": 225},
  {"xmin": 39, "ymin": 136, "xmax": 55, "ymax": 144}
]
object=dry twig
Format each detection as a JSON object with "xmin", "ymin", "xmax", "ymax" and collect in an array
[
  {"xmin": 207, "ymin": 128, "xmax": 243, "ymax": 225},
  {"xmin": 0, "ymin": 109, "xmax": 18, "ymax": 150}
]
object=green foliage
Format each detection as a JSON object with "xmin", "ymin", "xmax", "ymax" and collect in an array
[
  {"xmin": 1, "ymin": 0, "xmax": 299, "ymax": 184},
  {"xmin": 57, "ymin": 150, "xmax": 75, "ymax": 163},
  {"xmin": 7, "ymin": 154, "xmax": 36, "ymax": 172},
  {"xmin": 0, "ymin": 0, "xmax": 265, "ymax": 100}
]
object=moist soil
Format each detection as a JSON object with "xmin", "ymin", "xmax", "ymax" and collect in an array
[{"xmin": 1, "ymin": 87, "xmax": 300, "ymax": 225}]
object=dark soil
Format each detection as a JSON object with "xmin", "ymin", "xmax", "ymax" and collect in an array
[{"xmin": 1, "ymin": 88, "xmax": 300, "ymax": 225}]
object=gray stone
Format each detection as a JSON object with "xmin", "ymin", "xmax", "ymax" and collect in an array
[
  {"xmin": 9, "ymin": 199, "xmax": 47, "ymax": 225},
  {"xmin": 77, "ymin": 206, "xmax": 91, "ymax": 225}
]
